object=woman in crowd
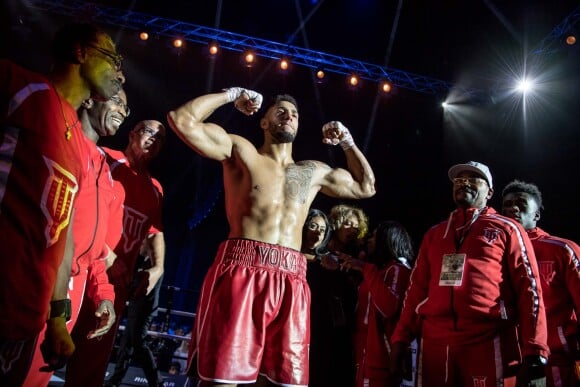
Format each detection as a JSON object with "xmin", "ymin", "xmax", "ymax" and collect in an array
[
  {"xmin": 327, "ymin": 204, "xmax": 369, "ymax": 259},
  {"xmin": 342, "ymin": 220, "xmax": 416, "ymax": 387},
  {"xmin": 303, "ymin": 208, "xmax": 356, "ymax": 386},
  {"xmin": 301, "ymin": 208, "xmax": 332, "ymax": 261}
]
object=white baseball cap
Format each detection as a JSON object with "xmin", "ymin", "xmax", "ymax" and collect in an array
[{"xmin": 448, "ymin": 161, "xmax": 493, "ymax": 188}]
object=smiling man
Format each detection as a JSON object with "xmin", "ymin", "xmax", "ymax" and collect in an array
[
  {"xmin": 79, "ymin": 88, "xmax": 129, "ymax": 141},
  {"xmin": 388, "ymin": 161, "xmax": 549, "ymax": 387},
  {"xmin": 23, "ymin": 88, "xmax": 130, "ymax": 387},
  {"xmin": 66, "ymin": 119, "xmax": 166, "ymax": 387}
]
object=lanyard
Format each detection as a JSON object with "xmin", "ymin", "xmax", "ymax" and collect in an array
[{"xmin": 454, "ymin": 208, "xmax": 481, "ymax": 251}]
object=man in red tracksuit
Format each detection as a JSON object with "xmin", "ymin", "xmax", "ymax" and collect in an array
[
  {"xmin": 0, "ymin": 22, "xmax": 123, "ymax": 386},
  {"xmin": 502, "ymin": 179, "xmax": 580, "ymax": 387},
  {"xmin": 23, "ymin": 90, "xmax": 129, "ymax": 387},
  {"xmin": 389, "ymin": 161, "xmax": 549, "ymax": 387},
  {"xmin": 66, "ymin": 120, "xmax": 165, "ymax": 387}
]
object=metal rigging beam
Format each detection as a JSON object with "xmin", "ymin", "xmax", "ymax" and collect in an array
[
  {"xmin": 530, "ymin": 5, "xmax": 580, "ymax": 56},
  {"xmin": 25, "ymin": 0, "xmax": 473, "ymax": 96},
  {"xmin": 27, "ymin": 1, "xmax": 574, "ymax": 96}
]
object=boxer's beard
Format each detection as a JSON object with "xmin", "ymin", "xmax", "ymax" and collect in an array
[
  {"xmin": 271, "ymin": 123, "xmax": 295, "ymax": 143},
  {"xmin": 273, "ymin": 132, "xmax": 295, "ymax": 143}
]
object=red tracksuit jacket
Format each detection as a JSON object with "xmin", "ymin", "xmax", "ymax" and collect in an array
[
  {"xmin": 353, "ymin": 259, "xmax": 411, "ymax": 386},
  {"xmin": 392, "ymin": 206, "xmax": 549, "ymax": 359},
  {"xmin": 527, "ymin": 227, "xmax": 580, "ymax": 365}
]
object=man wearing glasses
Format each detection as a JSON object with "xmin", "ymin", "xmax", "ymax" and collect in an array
[
  {"xmin": 68, "ymin": 120, "xmax": 166, "ymax": 387},
  {"xmin": 86, "ymin": 44, "xmax": 124, "ymax": 73},
  {"xmin": 0, "ymin": 22, "xmax": 124, "ymax": 385},
  {"xmin": 24, "ymin": 88, "xmax": 130, "ymax": 386},
  {"xmin": 388, "ymin": 161, "xmax": 549, "ymax": 387}
]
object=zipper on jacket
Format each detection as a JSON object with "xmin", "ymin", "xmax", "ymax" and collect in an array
[{"xmin": 450, "ymin": 286, "xmax": 457, "ymax": 330}]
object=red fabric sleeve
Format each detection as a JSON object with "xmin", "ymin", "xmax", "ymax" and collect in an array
[
  {"xmin": 105, "ymin": 180, "xmax": 125, "ymax": 249},
  {"xmin": 562, "ymin": 239, "xmax": 580, "ymax": 317},
  {"xmin": 86, "ymin": 254, "xmax": 115, "ymax": 308},
  {"xmin": 148, "ymin": 177, "xmax": 164, "ymax": 233},
  {"xmin": 362, "ymin": 262, "xmax": 410, "ymax": 320},
  {"xmin": 391, "ymin": 232, "xmax": 432, "ymax": 345},
  {"xmin": 507, "ymin": 223, "xmax": 549, "ymax": 358}
]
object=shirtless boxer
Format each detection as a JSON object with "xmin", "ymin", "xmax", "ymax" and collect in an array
[{"xmin": 167, "ymin": 87, "xmax": 376, "ymax": 387}]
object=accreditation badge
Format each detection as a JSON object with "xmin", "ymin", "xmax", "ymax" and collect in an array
[{"xmin": 439, "ymin": 253, "xmax": 466, "ymax": 286}]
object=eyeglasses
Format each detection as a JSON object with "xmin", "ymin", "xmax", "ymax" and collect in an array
[
  {"xmin": 87, "ymin": 44, "xmax": 123, "ymax": 71},
  {"xmin": 452, "ymin": 177, "xmax": 487, "ymax": 186},
  {"xmin": 109, "ymin": 95, "xmax": 130, "ymax": 117},
  {"xmin": 141, "ymin": 127, "xmax": 165, "ymax": 141}
]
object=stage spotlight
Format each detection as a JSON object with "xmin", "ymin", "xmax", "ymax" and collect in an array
[
  {"xmin": 242, "ymin": 49, "xmax": 256, "ymax": 67},
  {"xmin": 515, "ymin": 78, "xmax": 534, "ymax": 94},
  {"xmin": 441, "ymin": 101, "xmax": 449, "ymax": 108},
  {"xmin": 173, "ymin": 38, "xmax": 184, "ymax": 48},
  {"xmin": 208, "ymin": 41, "xmax": 219, "ymax": 56},
  {"xmin": 348, "ymin": 73, "xmax": 360, "ymax": 88},
  {"xmin": 279, "ymin": 57, "xmax": 290, "ymax": 71},
  {"xmin": 565, "ymin": 34, "xmax": 576, "ymax": 46},
  {"xmin": 139, "ymin": 31, "xmax": 149, "ymax": 41},
  {"xmin": 379, "ymin": 80, "xmax": 392, "ymax": 94},
  {"xmin": 315, "ymin": 68, "xmax": 326, "ymax": 83}
]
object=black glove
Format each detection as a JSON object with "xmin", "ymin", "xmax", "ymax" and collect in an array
[{"xmin": 516, "ymin": 355, "xmax": 547, "ymax": 387}]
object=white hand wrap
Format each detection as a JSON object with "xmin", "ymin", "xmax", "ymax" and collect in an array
[
  {"xmin": 339, "ymin": 129, "xmax": 355, "ymax": 150},
  {"xmin": 223, "ymin": 87, "xmax": 263, "ymax": 107},
  {"xmin": 322, "ymin": 121, "xmax": 355, "ymax": 150}
]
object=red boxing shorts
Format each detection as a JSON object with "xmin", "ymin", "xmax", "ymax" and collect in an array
[{"xmin": 191, "ymin": 238, "xmax": 310, "ymax": 386}]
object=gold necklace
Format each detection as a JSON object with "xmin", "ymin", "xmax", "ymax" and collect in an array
[{"xmin": 50, "ymin": 82, "xmax": 78, "ymax": 141}]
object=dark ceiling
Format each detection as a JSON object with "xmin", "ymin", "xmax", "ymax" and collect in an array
[{"xmin": 2, "ymin": 0, "xmax": 579, "ymax": 302}]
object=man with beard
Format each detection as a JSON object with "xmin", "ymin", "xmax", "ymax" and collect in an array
[
  {"xmin": 167, "ymin": 88, "xmax": 376, "ymax": 387},
  {"xmin": 388, "ymin": 161, "xmax": 549, "ymax": 387}
]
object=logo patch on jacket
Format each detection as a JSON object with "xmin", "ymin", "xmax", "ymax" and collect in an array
[
  {"xmin": 482, "ymin": 227, "xmax": 500, "ymax": 244},
  {"xmin": 41, "ymin": 157, "xmax": 78, "ymax": 247},
  {"xmin": 121, "ymin": 205, "xmax": 148, "ymax": 254},
  {"xmin": 472, "ymin": 376, "xmax": 487, "ymax": 387},
  {"xmin": 538, "ymin": 261, "xmax": 556, "ymax": 283}
]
